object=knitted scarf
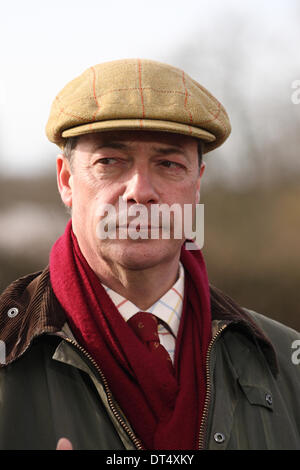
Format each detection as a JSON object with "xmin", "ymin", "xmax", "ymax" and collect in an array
[{"xmin": 49, "ymin": 220, "xmax": 212, "ymax": 449}]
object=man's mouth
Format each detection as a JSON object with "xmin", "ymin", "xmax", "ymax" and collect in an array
[{"xmin": 117, "ymin": 225, "xmax": 160, "ymax": 230}]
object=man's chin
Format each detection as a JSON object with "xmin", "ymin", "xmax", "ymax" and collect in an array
[{"xmin": 99, "ymin": 238, "xmax": 182, "ymax": 269}]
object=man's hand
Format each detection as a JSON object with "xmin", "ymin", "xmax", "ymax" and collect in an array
[{"xmin": 56, "ymin": 437, "xmax": 73, "ymax": 450}]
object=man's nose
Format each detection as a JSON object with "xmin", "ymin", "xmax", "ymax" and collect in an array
[{"xmin": 122, "ymin": 170, "xmax": 159, "ymax": 205}]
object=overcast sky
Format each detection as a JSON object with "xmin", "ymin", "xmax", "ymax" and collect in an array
[{"xmin": 0, "ymin": 0, "xmax": 299, "ymax": 176}]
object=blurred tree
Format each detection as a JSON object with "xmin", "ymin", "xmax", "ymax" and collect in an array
[{"xmin": 171, "ymin": 6, "xmax": 300, "ymax": 189}]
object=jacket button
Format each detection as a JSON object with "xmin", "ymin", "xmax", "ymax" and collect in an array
[
  {"xmin": 265, "ymin": 393, "xmax": 273, "ymax": 406},
  {"xmin": 7, "ymin": 307, "xmax": 19, "ymax": 318},
  {"xmin": 214, "ymin": 432, "xmax": 225, "ymax": 443}
]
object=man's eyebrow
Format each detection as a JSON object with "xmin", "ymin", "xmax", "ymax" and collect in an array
[
  {"xmin": 152, "ymin": 146, "xmax": 185, "ymax": 155},
  {"xmin": 151, "ymin": 145, "xmax": 190, "ymax": 161}
]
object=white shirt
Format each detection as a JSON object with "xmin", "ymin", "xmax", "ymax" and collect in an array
[{"xmin": 102, "ymin": 263, "xmax": 185, "ymax": 363}]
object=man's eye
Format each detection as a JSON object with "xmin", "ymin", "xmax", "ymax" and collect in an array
[
  {"xmin": 97, "ymin": 158, "xmax": 117, "ymax": 165},
  {"xmin": 160, "ymin": 160, "xmax": 183, "ymax": 169}
]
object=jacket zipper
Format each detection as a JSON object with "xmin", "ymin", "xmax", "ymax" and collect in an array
[
  {"xmin": 63, "ymin": 325, "xmax": 227, "ymax": 451},
  {"xmin": 63, "ymin": 337, "xmax": 144, "ymax": 450},
  {"xmin": 198, "ymin": 324, "xmax": 228, "ymax": 449}
]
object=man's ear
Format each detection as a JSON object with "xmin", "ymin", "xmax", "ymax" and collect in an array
[
  {"xmin": 195, "ymin": 162, "xmax": 205, "ymax": 203},
  {"xmin": 56, "ymin": 154, "xmax": 73, "ymax": 208}
]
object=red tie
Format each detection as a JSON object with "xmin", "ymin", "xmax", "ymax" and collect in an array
[{"xmin": 128, "ymin": 312, "xmax": 174, "ymax": 375}]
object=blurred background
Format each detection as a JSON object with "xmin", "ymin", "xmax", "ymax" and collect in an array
[{"xmin": 0, "ymin": 0, "xmax": 299, "ymax": 330}]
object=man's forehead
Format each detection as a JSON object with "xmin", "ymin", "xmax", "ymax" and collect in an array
[{"xmin": 76, "ymin": 130, "xmax": 198, "ymax": 149}]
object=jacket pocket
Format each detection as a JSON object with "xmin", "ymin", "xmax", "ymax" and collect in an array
[{"xmin": 238, "ymin": 380, "xmax": 274, "ymax": 411}]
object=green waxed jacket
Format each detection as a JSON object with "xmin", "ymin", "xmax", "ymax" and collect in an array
[{"xmin": 0, "ymin": 267, "xmax": 299, "ymax": 450}]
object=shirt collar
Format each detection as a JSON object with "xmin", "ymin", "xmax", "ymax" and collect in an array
[{"xmin": 103, "ymin": 263, "xmax": 185, "ymax": 338}]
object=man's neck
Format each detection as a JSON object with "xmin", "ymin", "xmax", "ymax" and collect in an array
[{"xmin": 86, "ymin": 254, "xmax": 181, "ymax": 310}]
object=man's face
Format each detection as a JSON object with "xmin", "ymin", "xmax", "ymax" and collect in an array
[{"xmin": 57, "ymin": 130, "xmax": 205, "ymax": 273}]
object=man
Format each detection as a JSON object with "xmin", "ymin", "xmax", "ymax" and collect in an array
[{"xmin": 0, "ymin": 59, "xmax": 299, "ymax": 450}]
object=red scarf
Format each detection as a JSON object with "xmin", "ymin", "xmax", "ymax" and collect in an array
[{"xmin": 49, "ymin": 220, "xmax": 212, "ymax": 450}]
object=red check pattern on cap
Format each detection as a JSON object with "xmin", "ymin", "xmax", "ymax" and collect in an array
[{"xmin": 102, "ymin": 263, "xmax": 184, "ymax": 364}]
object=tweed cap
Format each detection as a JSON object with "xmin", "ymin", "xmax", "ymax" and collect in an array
[{"xmin": 46, "ymin": 59, "xmax": 231, "ymax": 153}]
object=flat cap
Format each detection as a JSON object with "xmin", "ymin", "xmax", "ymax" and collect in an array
[{"xmin": 46, "ymin": 58, "xmax": 231, "ymax": 153}]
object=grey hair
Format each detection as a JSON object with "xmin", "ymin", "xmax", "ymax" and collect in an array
[{"xmin": 63, "ymin": 136, "xmax": 78, "ymax": 169}]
